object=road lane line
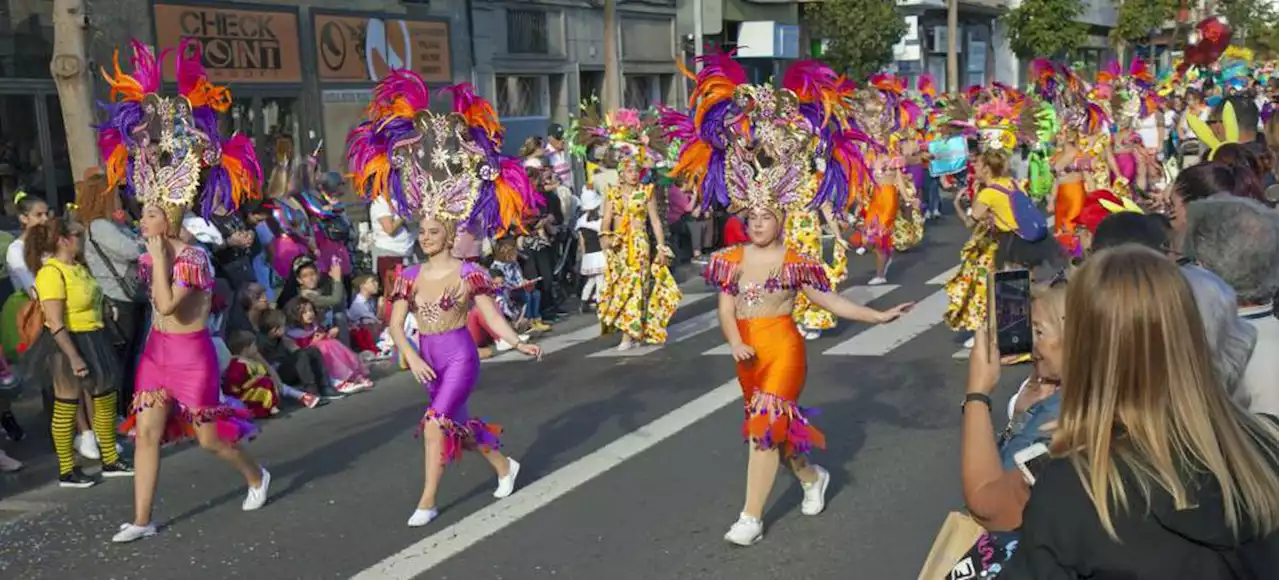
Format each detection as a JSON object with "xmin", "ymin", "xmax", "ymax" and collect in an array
[
  {"xmin": 487, "ymin": 292, "xmax": 714, "ymax": 363},
  {"xmin": 926, "ymin": 265, "xmax": 959, "ymax": 285},
  {"xmin": 350, "ymin": 379, "xmax": 743, "ymax": 579},
  {"xmin": 701, "ymin": 285, "xmax": 898, "ymax": 356},
  {"xmin": 588, "ymin": 308, "xmax": 720, "ymax": 358},
  {"xmin": 822, "ymin": 288, "xmax": 949, "ymax": 356}
]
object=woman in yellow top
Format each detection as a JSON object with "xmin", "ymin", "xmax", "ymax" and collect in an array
[
  {"xmin": 20, "ymin": 217, "xmax": 127, "ymax": 488},
  {"xmin": 598, "ymin": 157, "xmax": 681, "ymax": 351},
  {"xmin": 945, "ymin": 149, "xmax": 1059, "ymax": 334}
]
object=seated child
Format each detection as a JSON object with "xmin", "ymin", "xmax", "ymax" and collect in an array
[
  {"xmin": 223, "ymin": 331, "xmax": 324, "ymax": 417},
  {"xmin": 491, "ymin": 237, "xmax": 550, "ymax": 332},
  {"xmin": 347, "ymin": 274, "xmax": 388, "ymax": 359},
  {"xmin": 259, "ymin": 309, "xmax": 360, "ymax": 398},
  {"xmin": 284, "ymin": 297, "xmax": 372, "ymax": 392}
]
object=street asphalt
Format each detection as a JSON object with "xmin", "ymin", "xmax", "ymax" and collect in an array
[{"xmin": 0, "ymin": 216, "xmax": 1029, "ymax": 580}]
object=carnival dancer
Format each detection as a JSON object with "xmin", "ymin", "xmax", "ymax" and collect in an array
[
  {"xmin": 1050, "ymin": 102, "xmax": 1109, "ymax": 255},
  {"xmin": 666, "ymin": 55, "xmax": 911, "ymax": 545},
  {"xmin": 944, "ymin": 95, "xmax": 1058, "ymax": 347},
  {"xmin": 582, "ymin": 109, "xmax": 681, "ymax": 350},
  {"xmin": 1096, "ymin": 59, "xmax": 1161, "ymax": 200},
  {"xmin": 853, "ymin": 76, "xmax": 922, "ymax": 285},
  {"xmin": 100, "ymin": 40, "xmax": 268, "ymax": 543},
  {"xmin": 348, "ymin": 73, "xmax": 541, "ymax": 527}
]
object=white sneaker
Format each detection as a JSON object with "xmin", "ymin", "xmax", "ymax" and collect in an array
[
  {"xmin": 407, "ymin": 507, "xmax": 438, "ymax": 527},
  {"xmin": 803, "ymin": 329, "xmax": 821, "ymax": 341},
  {"xmin": 494, "ymin": 458, "xmax": 521, "ymax": 498},
  {"xmin": 868, "ymin": 276, "xmax": 888, "ymax": 286},
  {"xmin": 800, "ymin": 465, "xmax": 831, "ymax": 516},
  {"xmin": 963, "ymin": 336, "xmax": 976, "ymax": 349},
  {"xmin": 76, "ymin": 431, "xmax": 102, "ymax": 460},
  {"xmin": 855, "ymin": 247, "xmax": 867, "ymax": 256},
  {"xmin": 723, "ymin": 513, "xmax": 764, "ymax": 546},
  {"xmin": 495, "ymin": 339, "xmax": 515, "ymax": 352},
  {"xmin": 242, "ymin": 468, "xmax": 271, "ymax": 511},
  {"xmin": 112, "ymin": 523, "xmax": 157, "ymax": 543}
]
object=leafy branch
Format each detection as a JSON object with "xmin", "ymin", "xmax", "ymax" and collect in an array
[
  {"xmin": 804, "ymin": 0, "xmax": 907, "ymax": 79},
  {"xmin": 1000, "ymin": 0, "xmax": 1089, "ymax": 60}
]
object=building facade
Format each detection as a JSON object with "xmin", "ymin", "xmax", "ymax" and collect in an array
[{"xmin": 0, "ymin": 0, "xmax": 681, "ymax": 209}]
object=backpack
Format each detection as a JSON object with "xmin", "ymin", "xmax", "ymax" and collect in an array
[
  {"xmin": 987, "ymin": 183, "xmax": 1049, "ymax": 243},
  {"xmin": 16, "ymin": 267, "xmax": 64, "ymax": 354}
]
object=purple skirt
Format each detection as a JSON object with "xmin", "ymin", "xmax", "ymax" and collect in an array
[{"xmin": 416, "ymin": 327, "xmax": 502, "ymax": 462}]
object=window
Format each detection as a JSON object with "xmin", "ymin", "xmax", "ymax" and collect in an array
[
  {"xmin": 506, "ymin": 9, "xmax": 549, "ymax": 54},
  {"xmin": 495, "ymin": 75, "xmax": 547, "ymax": 118},
  {"xmin": 624, "ymin": 75, "xmax": 658, "ymax": 110}
]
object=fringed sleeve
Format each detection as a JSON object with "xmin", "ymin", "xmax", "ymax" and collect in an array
[
  {"xmin": 702, "ymin": 246, "xmax": 744, "ymax": 295},
  {"xmin": 461, "ymin": 262, "xmax": 499, "ymax": 297},
  {"xmin": 779, "ymin": 250, "xmax": 832, "ymax": 292},
  {"xmin": 388, "ymin": 265, "xmax": 420, "ymax": 303},
  {"xmin": 172, "ymin": 247, "xmax": 216, "ymax": 291}
]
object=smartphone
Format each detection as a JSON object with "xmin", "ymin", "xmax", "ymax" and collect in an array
[
  {"xmin": 992, "ymin": 269, "xmax": 1033, "ymax": 356},
  {"xmin": 1014, "ymin": 442, "xmax": 1051, "ymax": 485}
]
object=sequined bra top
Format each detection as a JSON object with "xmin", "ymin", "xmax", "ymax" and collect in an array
[
  {"xmin": 138, "ymin": 245, "xmax": 216, "ymax": 294},
  {"xmin": 703, "ymin": 246, "xmax": 832, "ymax": 320},
  {"xmin": 389, "ymin": 261, "xmax": 498, "ymax": 335}
]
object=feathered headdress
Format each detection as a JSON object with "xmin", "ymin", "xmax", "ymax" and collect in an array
[
  {"xmin": 664, "ymin": 55, "xmax": 875, "ymax": 215},
  {"xmin": 95, "ymin": 39, "xmax": 261, "ymax": 221},
  {"xmin": 346, "ymin": 71, "xmax": 538, "ymax": 235},
  {"xmin": 572, "ymin": 105, "xmax": 666, "ymax": 166},
  {"xmin": 1056, "ymin": 189, "xmax": 1144, "ymax": 256}
]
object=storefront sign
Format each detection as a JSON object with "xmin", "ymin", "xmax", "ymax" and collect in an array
[
  {"xmin": 314, "ymin": 14, "xmax": 452, "ymax": 84},
  {"xmin": 153, "ymin": 4, "xmax": 302, "ymax": 83}
]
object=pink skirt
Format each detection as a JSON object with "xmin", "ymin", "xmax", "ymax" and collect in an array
[
  {"xmin": 311, "ymin": 337, "xmax": 367, "ymax": 382},
  {"xmin": 123, "ymin": 329, "xmax": 256, "ymax": 445}
]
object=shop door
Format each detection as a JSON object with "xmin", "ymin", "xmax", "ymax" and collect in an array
[
  {"xmin": 0, "ymin": 91, "xmax": 73, "ymax": 212},
  {"xmin": 220, "ymin": 95, "xmax": 303, "ymax": 175}
]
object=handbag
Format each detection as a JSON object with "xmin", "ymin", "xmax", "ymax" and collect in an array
[
  {"xmin": 917, "ymin": 512, "xmax": 985, "ymax": 580},
  {"xmin": 87, "ymin": 226, "xmax": 145, "ymax": 302}
]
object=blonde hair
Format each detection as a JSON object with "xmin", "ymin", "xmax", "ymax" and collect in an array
[
  {"xmin": 1031, "ymin": 280, "xmax": 1067, "ymax": 332},
  {"xmin": 979, "ymin": 149, "xmax": 1010, "ymax": 177},
  {"xmin": 1055, "ymin": 246, "xmax": 1278, "ymax": 540}
]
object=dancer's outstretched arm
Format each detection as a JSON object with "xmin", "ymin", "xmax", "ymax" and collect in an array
[
  {"xmin": 801, "ymin": 286, "xmax": 912, "ymax": 324},
  {"xmin": 474, "ymin": 295, "xmax": 541, "ymax": 359}
]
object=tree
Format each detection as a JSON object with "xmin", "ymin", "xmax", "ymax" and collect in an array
[
  {"xmin": 806, "ymin": 0, "xmax": 907, "ymax": 80},
  {"xmin": 1215, "ymin": 0, "xmax": 1280, "ymax": 58},
  {"xmin": 1000, "ymin": 0, "xmax": 1089, "ymax": 60},
  {"xmin": 50, "ymin": 0, "xmax": 99, "ymax": 190},
  {"xmin": 602, "ymin": 0, "xmax": 621, "ymax": 110},
  {"xmin": 1112, "ymin": 0, "xmax": 1179, "ymax": 60},
  {"xmin": 947, "ymin": 0, "xmax": 959, "ymax": 92}
]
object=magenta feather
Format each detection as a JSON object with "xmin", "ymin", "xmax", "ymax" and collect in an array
[
  {"xmin": 175, "ymin": 38, "xmax": 207, "ymax": 97},
  {"xmin": 781, "ymin": 60, "xmax": 839, "ymax": 101},
  {"xmin": 499, "ymin": 157, "xmax": 541, "ymax": 210},
  {"xmin": 695, "ymin": 52, "xmax": 748, "ymax": 86},
  {"xmin": 97, "ymin": 129, "xmax": 122, "ymax": 164},
  {"xmin": 374, "ymin": 69, "xmax": 431, "ymax": 112},
  {"xmin": 443, "ymin": 83, "xmax": 479, "ymax": 115},
  {"xmin": 657, "ymin": 105, "xmax": 695, "ymax": 142},
  {"xmin": 129, "ymin": 40, "xmax": 162, "ymax": 94},
  {"xmin": 221, "ymin": 134, "xmax": 263, "ymax": 188}
]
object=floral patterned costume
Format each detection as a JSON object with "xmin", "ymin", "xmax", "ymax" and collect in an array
[
  {"xmin": 785, "ymin": 209, "xmax": 847, "ymax": 331},
  {"xmin": 598, "ymin": 183, "xmax": 681, "ymax": 344}
]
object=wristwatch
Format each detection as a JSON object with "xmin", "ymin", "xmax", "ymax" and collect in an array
[{"xmin": 962, "ymin": 393, "xmax": 992, "ymax": 414}]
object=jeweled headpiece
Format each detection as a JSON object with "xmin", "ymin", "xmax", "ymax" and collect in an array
[
  {"xmin": 663, "ymin": 55, "xmax": 875, "ymax": 215},
  {"xmin": 1096, "ymin": 58, "xmax": 1157, "ymax": 130},
  {"xmin": 572, "ymin": 106, "xmax": 665, "ymax": 166},
  {"xmin": 346, "ymin": 72, "xmax": 538, "ymax": 235},
  {"xmin": 96, "ymin": 39, "xmax": 261, "ymax": 219}
]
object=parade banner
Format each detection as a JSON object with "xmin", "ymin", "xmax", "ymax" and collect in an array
[
  {"xmin": 153, "ymin": 3, "xmax": 303, "ymax": 83},
  {"xmin": 314, "ymin": 14, "xmax": 452, "ymax": 84}
]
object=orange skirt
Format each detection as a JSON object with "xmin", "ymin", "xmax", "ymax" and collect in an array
[
  {"xmin": 862, "ymin": 184, "xmax": 900, "ymax": 252},
  {"xmin": 1054, "ymin": 180, "xmax": 1086, "ymax": 235},
  {"xmin": 735, "ymin": 316, "xmax": 826, "ymax": 457}
]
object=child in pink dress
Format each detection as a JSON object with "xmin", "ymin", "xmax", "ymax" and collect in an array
[{"xmin": 283, "ymin": 297, "xmax": 371, "ymax": 392}]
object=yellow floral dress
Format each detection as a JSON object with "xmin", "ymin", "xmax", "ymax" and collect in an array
[
  {"xmin": 785, "ymin": 209, "xmax": 847, "ymax": 331},
  {"xmin": 944, "ymin": 223, "xmax": 998, "ymax": 331},
  {"xmin": 892, "ymin": 177, "xmax": 925, "ymax": 251},
  {"xmin": 599, "ymin": 183, "xmax": 682, "ymax": 343}
]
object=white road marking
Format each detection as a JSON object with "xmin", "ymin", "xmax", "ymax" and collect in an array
[
  {"xmin": 350, "ymin": 379, "xmax": 744, "ymax": 579},
  {"xmin": 701, "ymin": 285, "xmax": 899, "ymax": 356},
  {"xmin": 926, "ymin": 265, "xmax": 960, "ymax": 285},
  {"xmin": 487, "ymin": 292, "xmax": 714, "ymax": 363},
  {"xmin": 823, "ymin": 289, "xmax": 949, "ymax": 356},
  {"xmin": 589, "ymin": 309, "xmax": 720, "ymax": 358},
  {"xmin": 952, "ymin": 349, "xmax": 971, "ymax": 360}
]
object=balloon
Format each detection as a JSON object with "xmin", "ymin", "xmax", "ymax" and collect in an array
[{"xmin": 1183, "ymin": 16, "xmax": 1232, "ymax": 71}]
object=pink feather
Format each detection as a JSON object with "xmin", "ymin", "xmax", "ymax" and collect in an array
[
  {"xmin": 781, "ymin": 60, "xmax": 839, "ymax": 102},
  {"xmin": 129, "ymin": 40, "xmax": 162, "ymax": 94},
  {"xmin": 175, "ymin": 38, "xmax": 207, "ymax": 97},
  {"xmin": 499, "ymin": 158, "xmax": 542, "ymax": 210},
  {"xmin": 373, "ymin": 69, "xmax": 431, "ymax": 112},
  {"xmin": 695, "ymin": 52, "xmax": 748, "ymax": 85},
  {"xmin": 221, "ymin": 134, "xmax": 263, "ymax": 187},
  {"xmin": 97, "ymin": 129, "xmax": 122, "ymax": 164}
]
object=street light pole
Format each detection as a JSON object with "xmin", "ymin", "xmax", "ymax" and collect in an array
[{"xmin": 693, "ymin": 0, "xmax": 704, "ymax": 65}]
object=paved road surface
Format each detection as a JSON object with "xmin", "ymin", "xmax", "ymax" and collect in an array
[{"xmin": 0, "ymin": 219, "xmax": 1027, "ymax": 579}]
